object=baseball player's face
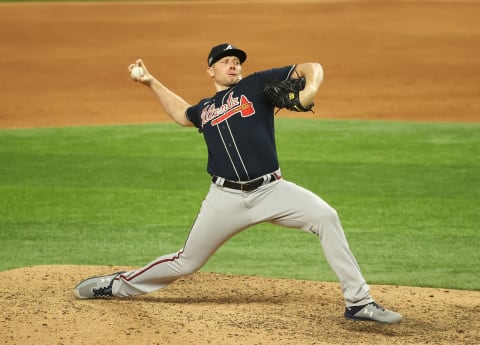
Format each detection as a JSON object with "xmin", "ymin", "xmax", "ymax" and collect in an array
[{"xmin": 208, "ymin": 56, "xmax": 243, "ymax": 91}]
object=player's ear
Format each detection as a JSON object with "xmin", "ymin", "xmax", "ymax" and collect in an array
[{"xmin": 207, "ymin": 66, "xmax": 214, "ymax": 78}]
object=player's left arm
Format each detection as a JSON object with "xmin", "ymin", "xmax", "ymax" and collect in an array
[{"xmin": 293, "ymin": 63, "xmax": 324, "ymax": 109}]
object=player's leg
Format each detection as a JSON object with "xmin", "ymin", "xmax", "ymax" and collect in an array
[
  {"xmin": 75, "ymin": 184, "xmax": 249, "ymax": 298},
  {"xmin": 248, "ymin": 179, "xmax": 402, "ymax": 323},
  {"xmin": 111, "ymin": 184, "xmax": 251, "ymax": 297},
  {"xmin": 247, "ymin": 179, "xmax": 371, "ymax": 306}
]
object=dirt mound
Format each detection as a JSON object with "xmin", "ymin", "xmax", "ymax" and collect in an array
[{"xmin": 1, "ymin": 265, "xmax": 479, "ymax": 345}]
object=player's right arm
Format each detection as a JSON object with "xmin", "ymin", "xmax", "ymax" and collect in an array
[
  {"xmin": 129, "ymin": 59, "xmax": 194, "ymax": 127},
  {"xmin": 147, "ymin": 78, "xmax": 194, "ymax": 127}
]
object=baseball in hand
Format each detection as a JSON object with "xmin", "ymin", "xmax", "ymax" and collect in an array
[{"xmin": 130, "ymin": 66, "xmax": 144, "ymax": 81}]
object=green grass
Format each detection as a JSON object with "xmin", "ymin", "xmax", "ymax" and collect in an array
[{"xmin": 0, "ymin": 119, "xmax": 479, "ymax": 290}]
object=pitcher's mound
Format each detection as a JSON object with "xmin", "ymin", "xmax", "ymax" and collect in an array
[{"xmin": 1, "ymin": 265, "xmax": 478, "ymax": 344}]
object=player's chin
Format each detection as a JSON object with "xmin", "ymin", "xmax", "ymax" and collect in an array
[{"xmin": 226, "ymin": 75, "xmax": 241, "ymax": 85}]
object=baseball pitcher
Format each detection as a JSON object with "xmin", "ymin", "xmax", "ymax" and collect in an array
[{"xmin": 74, "ymin": 43, "xmax": 403, "ymax": 324}]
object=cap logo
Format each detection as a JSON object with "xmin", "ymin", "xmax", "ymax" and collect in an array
[{"xmin": 224, "ymin": 44, "xmax": 234, "ymax": 51}]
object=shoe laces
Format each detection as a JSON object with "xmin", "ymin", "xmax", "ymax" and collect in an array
[{"xmin": 370, "ymin": 301, "xmax": 386, "ymax": 311}]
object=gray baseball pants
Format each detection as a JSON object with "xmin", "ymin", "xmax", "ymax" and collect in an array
[{"xmin": 112, "ymin": 178, "xmax": 373, "ymax": 307}]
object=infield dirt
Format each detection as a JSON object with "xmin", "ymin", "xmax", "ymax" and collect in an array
[{"xmin": 0, "ymin": 1, "xmax": 479, "ymax": 344}]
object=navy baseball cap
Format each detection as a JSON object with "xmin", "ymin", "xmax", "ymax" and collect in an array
[{"xmin": 207, "ymin": 43, "xmax": 247, "ymax": 67}]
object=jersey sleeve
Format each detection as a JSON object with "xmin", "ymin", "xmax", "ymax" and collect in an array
[{"xmin": 186, "ymin": 99, "xmax": 207, "ymax": 130}]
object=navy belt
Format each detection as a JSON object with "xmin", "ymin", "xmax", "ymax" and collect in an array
[{"xmin": 212, "ymin": 172, "xmax": 282, "ymax": 192}]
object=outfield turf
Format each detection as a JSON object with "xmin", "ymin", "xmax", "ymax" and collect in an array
[{"xmin": 0, "ymin": 119, "xmax": 478, "ymax": 290}]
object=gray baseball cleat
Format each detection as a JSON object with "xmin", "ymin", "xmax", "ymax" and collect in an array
[
  {"xmin": 74, "ymin": 272, "xmax": 125, "ymax": 299},
  {"xmin": 344, "ymin": 301, "xmax": 403, "ymax": 324}
]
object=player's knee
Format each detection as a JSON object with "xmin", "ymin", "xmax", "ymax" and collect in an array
[
  {"xmin": 177, "ymin": 258, "xmax": 204, "ymax": 277},
  {"xmin": 325, "ymin": 206, "xmax": 340, "ymax": 223},
  {"xmin": 311, "ymin": 205, "xmax": 341, "ymax": 235},
  {"xmin": 180, "ymin": 264, "xmax": 201, "ymax": 276},
  {"xmin": 314, "ymin": 205, "xmax": 340, "ymax": 225}
]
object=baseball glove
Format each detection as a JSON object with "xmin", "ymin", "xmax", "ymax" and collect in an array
[{"xmin": 263, "ymin": 77, "xmax": 314, "ymax": 112}]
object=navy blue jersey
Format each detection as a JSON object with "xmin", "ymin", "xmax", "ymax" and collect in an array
[{"xmin": 186, "ymin": 65, "xmax": 296, "ymax": 181}]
